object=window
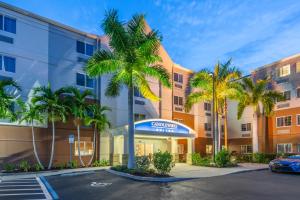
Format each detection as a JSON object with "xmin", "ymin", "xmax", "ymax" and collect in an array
[
  {"xmin": 283, "ymin": 91, "xmax": 291, "ymax": 101},
  {"xmin": 276, "ymin": 116, "xmax": 292, "ymax": 127},
  {"xmin": 135, "ymin": 143, "xmax": 154, "ymax": 156},
  {"xmin": 241, "ymin": 123, "xmax": 251, "ymax": 131},
  {"xmin": 297, "ymin": 144, "xmax": 300, "ymax": 153},
  {"xmin": 221, "ymin": 125, "xmax": 224, "ymax": 133},
  {"xmin": 174, "ymin": 96, "xmax": 183, "ymax": 106},
  {"xmin": 206, "ymin": 145, "xmax": 213, "ymax": 154},
  {"xmin": 241, "ymin": 145, "xmax": 252, "ymax": 154},
  {"xmin": 76, "ymin": 41, "xmax": 85, "ymax": 54},
  {"xmin": 0, "ymin": 15, "xmax": 2, "ymax": 30},
  {"xmin": 297, "ymin": 62, "xmax": 300, "ymax": 73},
  {"xmin": 277, "ymin": 143, "xmax": 292, "ymax": 153},
  {"xmin": 174, "ymin": 73, "xmax": 183, "ymax": 83},
  {"xmin": 297, "ymin": 88, "xmax": 300, "ymax": 98},
  {"xmin": 297, "ymin": 115, "xmax": 300, "ymax": 126},
  {"xmin": 76, "ymin": 40, "xmax": 94, "ymax": 56},
  {"xmin": 0, "ymin": 15, "xmax": 16, "ymax": 34},
  {"xmin": 278, "ymin": 65, "xmax": 290, "ymax": 77},
  {"xmin": 204, "ymin": 102, "xmax": 211, "ymax": 111},
  {"xmin": 74, "ymin": 141, "xmax": 94, "ymax": 156},
  {"xmin": 134, "ymin": 87, "xmax": 144, "ymax": 98},
  {"xmin": 204, "ymin": 123, "xmax": 211, "ymax": 131},
  {"xmin": 134, "ymin": 113, "xmax": 146, "ymax": 121},
  {"xmin": 0, "ymin": 55, "xmax": 16, "ymax": 73},
  {"xmin": 85, "ymin": 44, "xmax": 94, "ymax": 56},
  {"xmin": 76, "ymin": 73, "xmax": 94, "ymax": 88},
  {"xmin": 4, "ymin": 16, "xmax": 16, "ymax": 34}
]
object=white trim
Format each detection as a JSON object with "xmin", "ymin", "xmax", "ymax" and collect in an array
[{"xmin": 276, "ymin": 115, "xmax": 292, "ymax": 128}]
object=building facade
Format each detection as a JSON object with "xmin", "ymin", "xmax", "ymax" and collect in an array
[{"xmin": 1, "ymin": 2, "xmax": 300, "ymax": 167}]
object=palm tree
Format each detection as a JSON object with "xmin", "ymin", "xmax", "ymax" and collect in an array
[
  {"xmin": 185, "ymin": 60, "xmax": 241, "ymax": 152},
  {"xmin": 237, "ymin": 78, "xmax": 283, "ymax": 153},
  {"xmin": 85, "ymin": 10, "xmax": 171, "ymax": 168},
  {"xmin": 0, "ymin": 79, "xmax": 21, "ymax": 121},
  {"xmin": 31, "ymin": 84, "xmax": 67, "ymax": 169},
  {"xmin": 19, "ymin": 101, "xmax": 46, "ymax": 169},
  {"xmin": 85, "ymin": 104, "xmax": 111, "ymax": 166},
  {"xmin": 63, "ymin": 86, "xmax": 93, "ymax": 166}
]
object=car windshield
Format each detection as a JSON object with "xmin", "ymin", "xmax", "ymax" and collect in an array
[{"xmin": 288, "ymin": 155, "xmax": 300, "ymax": 159}]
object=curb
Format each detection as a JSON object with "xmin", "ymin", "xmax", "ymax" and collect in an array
[
  {"xmin": 39, "ymin": 176, "xmax": 59, "ymax": 199},
  {"xmin": 106, "ymin": 167, "xmax": 269, "ymax": 183},
  {"xmin": 0, "ymin": 166, "xmax": 110, "ymax": 180},
  {"xmin": 106, "ymin": 169, "xmax": 195, "ymax": 183}
]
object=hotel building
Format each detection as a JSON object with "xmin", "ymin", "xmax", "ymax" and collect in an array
[{"xmin": 0, "ymin": 2, "xmax": 299, "ymax": 167}]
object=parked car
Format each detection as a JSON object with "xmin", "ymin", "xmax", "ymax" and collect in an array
[{"xmin": 269, "ymin": 155, "xmax": 300, "ymax": 173}]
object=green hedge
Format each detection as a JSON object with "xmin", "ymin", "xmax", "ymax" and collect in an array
[{"xmin": 191, "ymin": 153, "xmax": 211, "ymax": 166}]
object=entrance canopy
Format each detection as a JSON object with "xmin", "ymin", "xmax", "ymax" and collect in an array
[{"xmin": 110, "ymin": 119, "xmax": 195, "ymax": 138}]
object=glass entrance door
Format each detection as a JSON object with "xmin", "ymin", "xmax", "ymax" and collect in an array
[{"xmin": 135, "ymin": 142, "xmax": 154, "ymax": 156}]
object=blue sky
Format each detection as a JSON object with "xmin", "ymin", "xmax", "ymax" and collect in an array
[{"xmin": 3, "ymin": 0, "xmax": 300, "ymax": 74}]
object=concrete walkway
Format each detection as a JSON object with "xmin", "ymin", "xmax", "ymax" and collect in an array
[{"xmin": 170, "ymin": 163, "xmax": 269, "ymax": 178}]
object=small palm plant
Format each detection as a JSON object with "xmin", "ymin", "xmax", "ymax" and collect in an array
[
  {"xmin": 63, "ymin": 87, "xmax": 94, "ymax": 166},
  {"xmin": 18, "ymin": 101, "xmax": 46, "ymax": 169},
  {"xmin": 85, "ymin": 10, "xmax": 171, "ymax": 168},
  {"xmin": 31, "ymin": 84, "xmax": 68, "ymax": 169},
  {"xmin": 85, "ymin": 104, "xmax": 111, "ymax": 166},
  {"xmin": 0, "ymin": 79, "xmax": 21, "ymax": 121},
  {"xmin": 237, "ymin": 78, "xmax": 283, "ymax": 153}
]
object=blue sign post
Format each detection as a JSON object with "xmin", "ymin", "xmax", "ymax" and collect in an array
[
  {"xmin": 68, "ymin": 134, "xmax": 74, "ymax": 163},
  {"xmin": 135, "ymin": 120, "xmax": 190, "ymax": 134}
]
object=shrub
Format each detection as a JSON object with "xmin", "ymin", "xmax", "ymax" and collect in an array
[
  {"xmin": 153, "ymin": 151, "xmax": 174, "ymax": 175},
  {"xmin": 92, "ymin": 159, "xmax": 110, "ymax": 167},
  {"xmin": 215, "ymin": 149, "xmax": 231, "ymax": 167},
  {"xmin": 33, "ymin": 163, "xmax": 43, "ymax": 171},
  {"xmin": 68, "ymin": 160, "xmax": 78, "ymax": 169},
  {"xmin": 192, "ymin": 153, "xmax": 211, "ymax": 166},
  {"xmin": 19, "ymin": 160, "xmax": 30, "ymax": 172},
  {"xmin": 135, "ymin": 156, "xmax": 150, "ymax": 172},
  {"xmin": 3, "ymin": 163, "xmax": 15, "ymax": 172},
  {"xmin": 57, "ymin": 163, "xmax": 66, "ymax": 170}
]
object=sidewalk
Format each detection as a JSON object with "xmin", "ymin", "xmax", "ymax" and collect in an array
[
  {"xmin": 170, "ymin": 163, "xmax": 269, "ymax": 178},
  {"xmin": 0, "ymin": 166, "xmax": 110, "ymax": 181}
]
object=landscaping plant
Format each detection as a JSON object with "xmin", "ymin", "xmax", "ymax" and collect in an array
[
  {"xmin": 3, "ymin": 163, "xmax": 15, "ymax": 172},
  {"xmin": 215, "ymin": 149, "xmax": 231, "ymax": 167},
  {"xmin": 191, "ymin": 153, "xmax": 211, "ymax": 166},
  {"xmin": 33, "ymin": 163, "xmax": 43, "ymax": 171},
  {"xmin": 68, "ymin": 160, "xmax": 78, "ymax": 169},
  {"xmin": 135, "ymin": 156, "xmax": 150, "ymax": 172},
  {"xmin": 153, "ymin": 151, "xmax": 174, "ymax": 175},
  {"xmin": 92, "ymin": 159, "xmax": 110, "ymax": 167},
  {"xmin": 19, "ymin": 160, "xmax": 31, "ymax": 172}
]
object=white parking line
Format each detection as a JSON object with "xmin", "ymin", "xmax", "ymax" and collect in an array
[
  {"xmin": 0, "ymin": 184, "xmax": 40, "ymax": 187},
  {"xmin": 0, "ymin": 188, "xmax": 42, "ymax": 191},
  {"xmin": 0, "ymin": 193, "xmax": 45, "ymax": 196}
]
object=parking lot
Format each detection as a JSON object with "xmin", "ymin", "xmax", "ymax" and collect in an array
[
  {"xmin": 46, "ymin": 169, "xmax": 300, "ymax": 200},
  {"xmin": 0, "ymin": 177, "xmax": 52, "ymax": 200}
]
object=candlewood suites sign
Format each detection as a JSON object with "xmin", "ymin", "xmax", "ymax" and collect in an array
[{"xmin": 135, "ymin": 120, "xmax": 190, "ymax": 134}]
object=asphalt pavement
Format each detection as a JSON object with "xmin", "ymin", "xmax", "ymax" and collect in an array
[{"xmin": 46, "ymin": 170, "xmax": 300, "ymax": 200}]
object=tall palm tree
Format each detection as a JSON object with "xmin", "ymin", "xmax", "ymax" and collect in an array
[
  {"xmin": 85, "ymin": 10, "xmax": 171, "ymax": 168},
  {"xmin": 63, "ymin": 86, "xmax": 93, "ymax": 166},
  {"xmin": 31, "ymin": 84, "xmax": 67, "ymax": 169},
  {"xmin": 237, "ymin": 78, "xmax": 283, "ymax": 153},
  {"xmin": 185, "ymin": 60, "xmax": 241, "ymax": 152},
  {"xmin": 85, "ymin": 104, "xmax": 111, "ymax": 166},
  {"xmin": 0, "ymin": 79, "xmax": 21, "ymax": 121},
  {"xmin": 19, "ymin": 101, "xmax": 46, "ymax": 168}
]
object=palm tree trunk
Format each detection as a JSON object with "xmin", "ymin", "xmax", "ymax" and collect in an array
[
  {"xmin": 87, "ymin": 127, "xmax": 96, "ymax": 166},
  {"xmin": 218, "ymin": 114, "xmax": 221, "ymax": 151},
  {"xmin": 127, "ymin": 85, "xmax": 135, "ymax": 169},
  {"xmin": 224, "ymin": 100, "xmax": 228, "ymax": 150},
  {"xmin": 252, "ymin": 113, "xmax": 259, "ymax": 153},
  {"xmin": 48, "ymin": 117, "xmax": 55, "ymax": 169},
  {"xmin": 77, "ymin": 124, "xmax": 85, "ymax": 166},
  {"xmin": 31, "ymin": 121, "xmax": 44, "ymax": 169}
]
